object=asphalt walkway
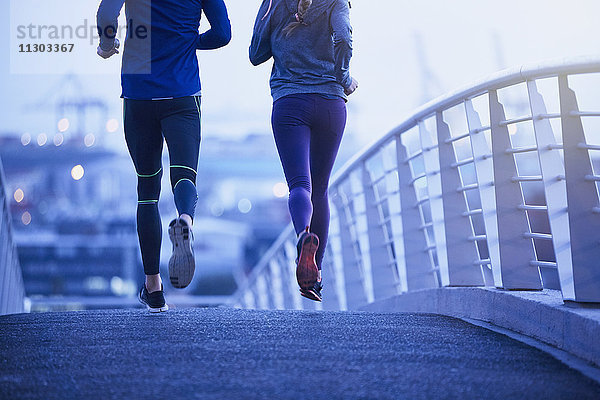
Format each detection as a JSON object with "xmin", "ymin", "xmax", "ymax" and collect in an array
[{"xmin": 1, "ymin": 308, "xmax": 599, "ymax": 399}]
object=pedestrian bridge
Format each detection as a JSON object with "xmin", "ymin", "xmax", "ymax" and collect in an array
[{"xmin": 2, "ymin": 57, "xmax": 600, "ymax": 398}]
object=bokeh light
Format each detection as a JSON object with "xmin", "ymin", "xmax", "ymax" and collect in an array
[
  {"xmin": 210, "ymin": 203, "xmax": 224, "ymax": 217},
  {"xmin": 21, "ymin": 211, "xmax": 32, "ymax": 225},
  {"xmin": 106, "ymin": 119, "xmax": 119, "ymax": 133},
  {"xmin": 14, "ymin": 188, "xmax": 24, "ymax": 203},
  {"xmin": 272, "ymin": 182, "xmax": 288, "ymax": 198},
  {"xmin": 53, "ymin": 133, "xmax": 64, "ymax": 146},
  {"xmin": 238, "ymin": 198, "xmax": 252, "ymax": 214},
  {"xmin": 57, "ymin": 118, "xmax": 70, "ymax": 132},
  {"xmin": 71, "ymin": 165, "xmax": 85, "ymax": 181},
  {"xmin": 21, "ymin": 133, "xmax": 31, "ymax": 146},
  {"xmin": 84, "ymin": 133, "xmax": 96, "ymax": 147},
  {"xmin": 37, "ymin": 133, "xmax": 47, "ymax": 146}
]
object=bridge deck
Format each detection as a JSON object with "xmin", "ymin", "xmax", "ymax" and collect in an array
[{"xmin": 1, "ymin": 308, "xmax": 599, "ymax": 399}]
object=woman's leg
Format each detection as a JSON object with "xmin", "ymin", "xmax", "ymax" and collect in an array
[
  {"xmin": 159, "ymin": 96, "xmax": 201, "ymax": 222},
  {"xmin": 124, "ymin": 99, "xmax": 164, "ymax": 291},
  {"xmin": 272, "ymin": 95, "xmax": 313, "ymax": 235},
  {"xmin": 310, "ymin": 97, "xmax": 347, "ymax": 269}
]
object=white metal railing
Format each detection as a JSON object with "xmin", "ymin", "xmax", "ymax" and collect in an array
[
  {"xmin": 232, "ymin": 57, "xmax": 600, "ymax": 310},
  {"xmin": 0, "ymin": 156, "xmax": 26, "ymax": 315}
]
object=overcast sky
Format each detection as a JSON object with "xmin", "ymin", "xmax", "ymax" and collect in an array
[{"xmin": 1, "ymin": 0, "xmax": 599, "ymax": 149}]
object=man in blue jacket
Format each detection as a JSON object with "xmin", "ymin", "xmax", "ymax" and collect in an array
[{"xmin": 97, "ymin": 0, "xmax": 231, "ymax": 312}]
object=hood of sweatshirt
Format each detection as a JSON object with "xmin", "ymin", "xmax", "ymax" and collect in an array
[{"xmin": 284, "ymin": 0, "xmax": 339, "ymax": 26}]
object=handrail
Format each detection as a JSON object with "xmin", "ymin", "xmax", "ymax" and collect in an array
[
  {"xmin": 331, "ymin": 56, "xmax": 600, "ymax": 184},
  {"xmin": 0, "ymin": 156, "xmax": 26, "ymax": 315},
  {"xmin": 232, "ymin": 56, "xmax": 600, "ymax": 310}
]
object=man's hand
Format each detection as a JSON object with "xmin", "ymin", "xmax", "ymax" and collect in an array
[
  {"xmin": 97, "ymin": 38, "xmax": 120, "ymax": 59},
  {"xmin": 344, "ymin": 77, "xmax": 359, "ymax": 96}
]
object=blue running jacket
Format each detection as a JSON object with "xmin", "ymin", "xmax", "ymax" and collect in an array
[{"xmin": 97, "ymin": 0, "xmax": 231, "ymax": 100}]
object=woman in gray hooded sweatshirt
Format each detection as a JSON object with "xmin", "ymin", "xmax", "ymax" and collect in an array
[{"xmin": 250, "ymin": 0, "xmax": 357, "ymax": 302}]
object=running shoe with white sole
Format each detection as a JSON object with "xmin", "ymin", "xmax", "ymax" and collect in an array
[
  {"xmin": 168, "ymin": 218, "xmax": 195, "ymax": 289},
  {"xmin": 138, "ymin": 284, "xmax": 169, "ymax": 313},
  {"xmin": 296, "ymin": 229, "xmax": 319, "ymax": 292}
]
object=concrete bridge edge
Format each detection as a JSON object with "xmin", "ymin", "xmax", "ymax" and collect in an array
[{"xmin": 360, "ymin": 287, "xmax": 600, "ymax": 372}]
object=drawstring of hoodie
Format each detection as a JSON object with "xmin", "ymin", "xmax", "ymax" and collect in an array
[
  {"xmin": 261, "ymin": 0, "xmax": 274, "ymax": 20},
  {"xmin": 294, "ymin": 12, "xmax": 307, "ymax": 25}
]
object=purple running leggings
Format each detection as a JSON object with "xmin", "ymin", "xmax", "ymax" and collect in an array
[{"xmin": 272, "ymin": 94, "xmax": 347, "ymax": 269}]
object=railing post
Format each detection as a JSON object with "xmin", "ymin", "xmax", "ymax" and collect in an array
[
  {"xmin": 282, "ymin": 240, "xmax": 302, "ymax": 310},
  {"xmin": 527, "ymin": 80, "xmax": 568, "ymax": 291},
  {"xmin": 396, "ymin": 138, "xmax": 438, "ymax": 290},
  {"xmin": 349, "ymin": 173, "xmax": 375, "ymax": 302},
  {"xmin": 243, "ymin": 290, "xmax": 256, "ymax": 309},
  {"xmin": 0, "ymin": 158, "xmax": 26, "ymax": 315},
  {"xmin": 436, "ymin": 112, "xmax": 485, "ymax": 286},
  {"xmin": 268, "ymin": 259, "xmax": 285, "ymax": 310},
  {"xmin": 559, "ymin": 75, "xmax": 600, "ymax": 302},
  {"xmin": 361, "ymin": 164, "xmax": 399, "ymax": 299},
  {"xmin": 331, "ymin": 184, "xmax": 368, "ymax": 309},
  {"xmin": 465, "ymin": 100, "xmax": 499, "ymax": 286},
  {"xmin": 274, "ymin": 250, "xmax": 294, "ymax": 309},
  {"xmin": 1, "ymin": 235, "xmax": 8, "ymax": 315},
  {"xmin": 380, "ymin": 141, "xmax": 408, "ymax": 293},
  {"xmin": 320, "ymin": 247, "xmax": 341, "ymax": 310},
  {"xmin": 489, "ymin": 89, "xmax": 543, "ymax": 289},
  {"xmin": 327, "ymin": 206, "xmax": 348, "ymax": 310},
  {"xmin": 254, "ymin": 274, "xmax": 270, "ymax": 309},
  {"xmin": 265, "ymin": 267, "xmax": 278, "ymax": 310},
  {"xmin": 418, "ymin": 121, "xmax": 446, "ymax": 286}
]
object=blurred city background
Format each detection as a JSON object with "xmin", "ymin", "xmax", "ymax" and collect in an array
[{"xmin": 1, "ymin": 0, "xmax": 599, "ymax": 311}]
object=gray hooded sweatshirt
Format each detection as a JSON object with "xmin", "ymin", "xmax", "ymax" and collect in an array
[{"xmin": 250, "ymin": 0, "xmax": 353, "ymax": 102}]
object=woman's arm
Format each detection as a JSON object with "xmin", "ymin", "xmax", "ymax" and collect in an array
[
  {"xmin": 330, "ymin": 0, "xmax": 353, "ymax": 90},
  {"xmin": 96, "ymin": 0, "xmax": 125, "ymax": 52},
  {"xmin": 249, "ymin": 0, "xmax": 273, "ymax": 66},
  {"xmin": 197, "ymin": 0, "xmax": 232, "ymax": 50}
]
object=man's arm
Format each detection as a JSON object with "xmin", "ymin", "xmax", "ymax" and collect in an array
[
  {"xmin": 197, "ymin": 0, "xmax": 232, "ymax": 50},
  {"xmin": 249, "ymin": 0, "xmax": 273, "ymax": 66},
  {"xmin": 97, "ymin": 0, "xmax": 125, "ymax": 52}
]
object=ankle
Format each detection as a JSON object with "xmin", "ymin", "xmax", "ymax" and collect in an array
[
  {"xmin": 180, "ymin": 213, "xmax": 193, "ymax": 227},
  {"xmin": 297, "ymin": 226, "xmax": 309, "ymax": 238},
  {"xmin": 145, "ymin": 274, "xmax": 162, "ymax": 293}
]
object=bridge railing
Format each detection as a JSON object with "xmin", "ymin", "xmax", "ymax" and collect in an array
[
  {"xmin": 0, "ymin": 156, "xmax": 26, "ymax": 315},
  {"xmin": 232, "ymin": 57, "xmax": 600, "ymax": 310}
]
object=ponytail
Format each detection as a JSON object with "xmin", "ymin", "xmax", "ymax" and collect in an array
[{"xmin": 282, "ymin": 0, "xmax": 312, "ymax": 37}]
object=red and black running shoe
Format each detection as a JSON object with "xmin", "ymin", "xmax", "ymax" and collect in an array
[
  {"xmin": 296, "ymin": 229, "xmax": 319, "ymax": 292},
  {"xmin": 300, "ymin": 280, "xmax": 323, "ymax": 302}
]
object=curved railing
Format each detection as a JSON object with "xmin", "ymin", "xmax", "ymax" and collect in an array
[
  {"xmin": 0, "ymin": 156, "xmax": 26, "ymax": 315},
  {"xmin": 231, "ymin": 56, "xmax": 600, "ymax": 310}
]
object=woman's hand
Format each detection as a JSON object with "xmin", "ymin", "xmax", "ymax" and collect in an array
[{"xmin": 344, "ymin": 77, "xmax": 359, "ymax": 96}]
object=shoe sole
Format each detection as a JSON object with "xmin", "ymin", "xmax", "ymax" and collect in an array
[
  {"xmin": 146, "ymin": 305, "xmax": 169, "ymax": 313},
  {"xmin": 296, "ymin": 233, "xmax": 319, "ymax": 290},
  {"xmin": 300, "ymin": 288, "xmax": 322, "ymax": 302},
  {"xmin": 168, "ymin": 220, "xmax": 195, "ymax": 289},
  {"xmin": 137, "ymin": 292, "xmax": 169, "ymax": 313}
]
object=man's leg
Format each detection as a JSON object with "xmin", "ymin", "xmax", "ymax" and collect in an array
[
  {"xmin": 160, "ymin": 96, "xmax": 201, "ymax": 289},
  {"xmin": 124, "ymin": 99, "xmax": 165, "ymax": 293},
  {"xmin": 161, "ymin": 96, "xmax": 201, "ymax": 223}
]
